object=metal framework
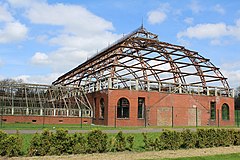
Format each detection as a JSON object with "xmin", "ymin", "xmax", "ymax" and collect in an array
[
  {"xmin": 53, "ymin": 26, "xmax": 233, "ymax": 97},
  {"xmin": 0, "ymin": 82, "xmax": 92, "ymax": 117}
]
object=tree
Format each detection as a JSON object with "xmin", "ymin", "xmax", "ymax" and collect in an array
[
  {"xmin": 234, "ymin": 86, "xmax": 240, "ymax": 110},
  {"xmin": 0, "ymin": 79, "xmax": 24, "ymax": 96}
]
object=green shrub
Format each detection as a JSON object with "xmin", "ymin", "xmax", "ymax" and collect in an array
[
  {"xmin": 0, "ymin": 133, "xmax": 23, "ymax": 157},
  {"xmin": 142, "ymin": 132, "xmax": 154, "ymax": 150},
  {"xmin": 72, "ymin": 133, "xmax": 87, "ymax": 154},
  {"xmin": 108, "ymin": 137, "xmax": 117, "ymax": 152},
  {"xmin": 153, "ymin": 137, "xmax": 164, "ymax": 151},
  {"xmin": 0, "ymin": 130, "xmax": 7, "ymax": 141},
  {"xmin": 114, "ymin": 131, "xmax": 126, "ymax": 151},
  {"xmin": 48, "ymin": 129, "xmax": 69, "ymax": 155},
  {"xmin": 205, "ymin": 129, "xmax": 217, "ymax": 147},
  {"xmin": 87, "ymin": 130, "xmax": 108, "ymax": 153},
  {"xmin": 142, "ymin": 132, "xmax": 160, "ymax": 151},
  {"xmin": 108, "ymin": 132, "xmax": 134, "ymax": 152},
  {"xmin": 196, "ymin": 129, "xmax": 208, "ymax": 148},
  {"xmin": 28, "ymin": 130, "xmax": 51, "ymax": 156},
  {"xmin": 126, "ymin": 135, "xmax": 134, "ymax": 151},
  {"xmin": 214, "ymin": 129, "xmax": 234, "ymax": 147},
  {"xmin": 159, "ymin": 130, "xmax": 182, "ymax": 150},
  {"xmin": 181, "ymin": 129, "xmax": 197, "ymax": 149},
  {"xmin": 234, "ymin": 130, "xmax": 240, "ymax": 145},
  {"xmin": 226, "ymin": 129, "xmax": 236, "ymax": 146}
]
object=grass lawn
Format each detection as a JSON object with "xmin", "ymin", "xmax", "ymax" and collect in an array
[
  {"xmin": 1, "ymin": 122, "xmax": 239, "ymax": 130},
  {"xmin": 1, "ymin": 122, "xmax": 147, "ymax": 130},
  {"xmin": 160, "ymin": 153, "xmax": 240, "ymax": 160},
  {"xmin": 21, "ymin": 134, "xmax": 34, "ymax": 155}
]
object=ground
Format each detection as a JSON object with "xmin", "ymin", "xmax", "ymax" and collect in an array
[{"xmin": 6, "ymin": 146, "xmax": 240, "ymax": 160}]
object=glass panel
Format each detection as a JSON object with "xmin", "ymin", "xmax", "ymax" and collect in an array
[
  {"xmin": 138, "ymin": 98, "xmax": 145, "ymax": 118},
  {"xmin": 117, "ymin": 98, "xmax": 129, "ymax": 118},
  {"xmin": 210, "ymin": 102, "xmax": 216, "ymax": 120},
  {"xmin": 222, "ymin": 103, "xmax": 229, "ymax": 120}
]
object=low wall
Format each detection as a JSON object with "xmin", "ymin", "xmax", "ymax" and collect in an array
[{"xmin": 2, "ymin": 115, "xmax": 92, "ymax": 125}]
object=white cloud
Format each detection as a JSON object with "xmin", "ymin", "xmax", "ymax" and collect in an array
[
  {"xmin": 147, "ymin": 3, "xmax": 170, "ymax": 25},
  {"xmin": 147, "ymin": 11, "xmax": 167, "ymax": 25},
  {"xmin": 177, "ymin": 20, "xmax": 240, "ymax": 44},
  {"xmin": 7, "ymin": 0, "xmax": 44, "ymax": 8},
  {"xmin": 25, "ymin": 3, "xmax": 113, "ymax": 35},
  {"xmin": 189, "ymin": 0, "xmax": 203, "ymax": 14},
  {"xmin": 177, "ymin": 23, "xmax": 228, "ymax": 39},
  {"xmin": 0, "ymin": 21, "xmax": 28, "ymax": 43},
  {"xmin": 48, "ymin": 48, "xmax": 90, "ymax": 73},
  {"xmin": 13, "ymin": 72, "xmax": 60, "ymax": 85},
  {"xmin": 0, "ymin": 5, "xmax": 14, "ymax": 22},
  {"xmin": 184, "ymin": 17, "xmax": 194, "ymax": 25},
  {"xmin": 213, "ymin": 4, "xmax": 225, "ymax": 15},
  {"xmin": 0, "ymin": 4, "xmax": 28, "ymax": 43},
  {"xmin": 221, "ymin": 70, "xmax": 240, "ymax": 88},
  {"xmin": 19, "ymin": 1, "xmax": 121, "ymax": 75},
  {"xmin": 219, "ymin": 61, "xmax": 240, "ymax": 88},
  {"xmin": 31, "ymin": 52, "xmax": 50, "ymax": 65}
]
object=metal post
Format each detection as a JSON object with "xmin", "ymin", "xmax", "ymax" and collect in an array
[
  {"xmin": 42, "ymin": 106, "xmax": 45, "ymax": 129},
  {"xmin": 217, "ymin": 109, "xmax": 220, "ymax": 127},
  {"xmin": 81, "ymin": 108, "xmax": 83, "ymax": 128},
  {"xmin": 196, "ymin": 107, "xmax": 198, "ymax": 127},
  {"xmin": 237, "ymin": 110, "xmax": 239, "ymax": 127},
  {"xmin": 144, "ymin": 106, "xmax": 147, "ymax": 127},
  {"xmin": 172, "ymin": 106, "xmax": 174, "ymax": 128},
  {"xmin": 1, "ymin": 99, "xmax": 3, "ymax": 128},
  {"xmin": 114, "ymin": 105, "xmax": 117, "ymax": 128}
]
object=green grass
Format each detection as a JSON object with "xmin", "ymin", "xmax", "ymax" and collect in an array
[
  {"xmin": 1, "ymin": 122, "xmax": 149, "ymax": 130},
  {"xmin": 1, "ymin": 122, "xmax": 239, "ymax": 130},
  {"xmin": 159, "ymin": 153, "xmax": 240, "ymax": 160},
  {"xmin": 21, "ymin": 134, "xmax": 34, "ymax": 155}
]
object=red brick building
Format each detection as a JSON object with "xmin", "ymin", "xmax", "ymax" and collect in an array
[
  {"xmin": 52, "ymin": 27, "xmax": 235, "ymax": 127},
  {"xmin": 0, "ymin": 27, "xmax": 234, "ymax": 126}
]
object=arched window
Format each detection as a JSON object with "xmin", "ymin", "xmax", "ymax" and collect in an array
[
  {"xmin": 100, "ymin": 98, "xmax": 105, "ymax": 119},
  {"xmin": 117, "ymin": 98, "xmax": 130, "ymax": 118},
  {"xmin": 222, "ymin": 103, "xmax": 229, "ymax": 120}
]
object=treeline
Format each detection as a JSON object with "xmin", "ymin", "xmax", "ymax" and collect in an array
[{"xmin": 0, "ymin": 128, "xmax": 240, "ymax": 157}]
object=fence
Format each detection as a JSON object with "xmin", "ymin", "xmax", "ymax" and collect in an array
[
  {"xmin": 235, "ymin": 110, "xmax": 240, "ymax": 127},
  {"xmin": 112, "ymin": 106, "xmax": 236, "ymax": 128}
]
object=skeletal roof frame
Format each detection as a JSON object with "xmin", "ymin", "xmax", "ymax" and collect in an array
[{"xmin": 52, "ymin": 26, "xmax": 230, "ymax": 92}]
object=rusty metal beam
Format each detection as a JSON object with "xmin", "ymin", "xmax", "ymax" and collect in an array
[{"xmin": 52, "ymin": 27, "xmax": 230, "ymax": 93}]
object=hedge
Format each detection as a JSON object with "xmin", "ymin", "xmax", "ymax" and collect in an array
[
  {"xmin": 28, "ymin": 129, "xmax": 134, "ymax": 156},
  {"xmin": 0, "ymin": 128, "xmax": 240, "ymax": 157},
  {"xmin": 0, "ymin": 130, "xmax": 23, "ymax": 157},
  {"xmin": 142, "ymin": 129, "xmax": 240, "ymax": 151}
]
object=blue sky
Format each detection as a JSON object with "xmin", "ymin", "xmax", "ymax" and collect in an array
[{"xmin": 0, "ymin": 0, "xmax": 240, "ymax": 88}]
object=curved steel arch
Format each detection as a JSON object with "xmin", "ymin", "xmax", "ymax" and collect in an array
[{"xmin": 52, "ymin": 26, "xmax": 230, "ymax": 95}]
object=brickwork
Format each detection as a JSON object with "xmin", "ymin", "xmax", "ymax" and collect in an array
[
  {"xmin": 2, "ymin": 89, "xmax": 234, "ymax": 126},
  {"xmin": 2, "ymin": 115, "xmax": 92, "ymax": 125},
  {"xmin": 88, "ymin": 89, "xmax": 234, "ymax": 127}
]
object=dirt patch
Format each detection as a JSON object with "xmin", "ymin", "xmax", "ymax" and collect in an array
[{"xmin": 6, "ymin": 146, "xmax": 240, "ymax": 160}]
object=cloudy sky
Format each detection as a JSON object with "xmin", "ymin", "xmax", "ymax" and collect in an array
[{"xmin": 0, "ymin": 0, "xmax": 240, "ymax": 88}]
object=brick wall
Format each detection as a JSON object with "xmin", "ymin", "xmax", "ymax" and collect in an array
[
  {"xmin": 2, "ymin": 89, "xmax": 234, "ymax": 127},
  {"xmin": 2, "ymin": 115, "xmax": 92, "ymax": 125},
  {"xmin": 89, "ymin": 89, "xmax": 234, "ymax": 127}
]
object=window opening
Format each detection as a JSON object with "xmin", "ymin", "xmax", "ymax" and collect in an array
[
  {"xmin": 138, "ymin": 98, "xmax": 145, "ymax": 118},
  {"xmin": 117, "ymin": 98, "xmax": 130, "ymax": 118}
]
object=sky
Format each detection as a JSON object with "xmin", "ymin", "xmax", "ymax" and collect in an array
[{"xmin": 0, "ymin": 0, "xmax": 240, "ymax": 88}]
